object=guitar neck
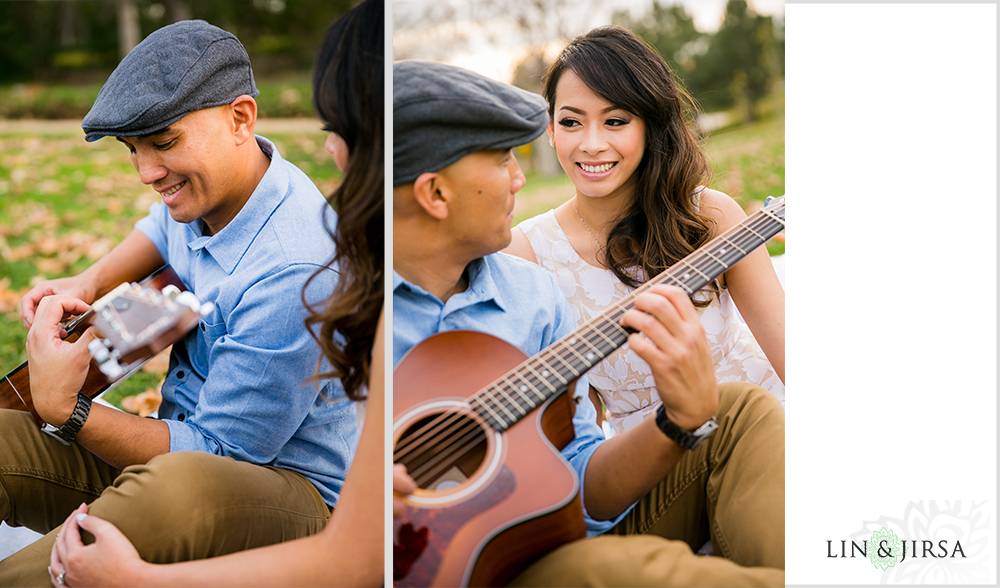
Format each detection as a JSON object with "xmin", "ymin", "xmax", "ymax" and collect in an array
[{"xmin": 470, "ymin": 197, "xmax": 785, "ymax": 432}]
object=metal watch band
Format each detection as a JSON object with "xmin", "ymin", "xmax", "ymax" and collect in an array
[
  {"xmin": 40, "ymin": 393, "xmax": 92, "ymax": 446},
  {"xmin": 654, "ymin": 405, "xmax": 718, "ymax": 450}
]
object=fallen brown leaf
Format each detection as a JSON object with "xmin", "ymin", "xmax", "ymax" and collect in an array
[
  {"xmin": 120, "ymin": 386, "xmax": 163, "ymax": 417},
  {"xmin": 142, "ymin": 346, "xmax": 172, "ymax": 375},
  {"xmin": 36, "ymin": 257, "xmax": 67, "ymax": 274},
  {"xmin": 0, "ymin": 277, "xmax": 25, "ymax": 313}
]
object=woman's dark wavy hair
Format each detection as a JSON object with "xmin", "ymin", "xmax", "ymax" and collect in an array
[
  {"xmin": 305, "ymin": 0, "xmax": 384, "ymax": 400},
  {"xmin": 543, "ymin": 25, "xmax": 718, "ymax": 305}
]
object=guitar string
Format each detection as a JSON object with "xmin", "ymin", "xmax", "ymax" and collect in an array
[
  {"xmin": 403, "ymin": 302, "xmax": 639, "ymax": 485},
  {"xmin": 393, "ymin": 204, "xmax": 785, "ymax": 467},
  {"xmin": 395, "ymin": 316, "xmax": 618, "ymax": 452},
  {"xmin": 394, "ymin": 318, "xmax": 620, "ymax": 473},
  {"xmin": 401, "ymin": 280, "xmax": 753, "ymax": 485},
  {"xmin": 392, "ymin": 205, "xmax": 786, "ymax": 476},
  {"xmin": 392, "ymin": 319, "xmax": 621, "ymax": 464},
  {"xmin": 405, "ymin": 317, "xmax": 634, "ymax": 486},
  {"xmin": 393, "ymin": 204, "xmax": 785, "ymax": 482},
  {"xmin": 407, "ymin": 420, "xmax": 490, "ymax": 485}
]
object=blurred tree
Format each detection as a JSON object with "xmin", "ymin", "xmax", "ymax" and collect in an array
[
  {"xmin": 612, "ymin": 2, "xmax": 704, "ymax": 76},
  {"xmin": 510, "ymin": 50, "xmax": 547, "ymax": 94},
  {"xmin": 509, "ymin": 50, "xmax": 562, "ymax": 177},
  {"xmin": 167, "ymin": 0, "xmax": 190, "ymax": 21},
  {"xmin": 612, "ymin": 2, "xmax": 712, "ymax": 115},
  {"xmin": 0, "ymin": 0, "xmax": 355, "ymax": 85},
  {"xmin": 696, "ymin": 0, "xmax": 778, "ymax": 121},
  {"xmin": 116, "ymin": 0, "xmax": 141, "ymax": 58}
]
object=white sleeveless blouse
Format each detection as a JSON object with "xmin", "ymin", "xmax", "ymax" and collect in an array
[{"xmin": 517, "ymin": 209, "xmax": 784, "ymax": 435}]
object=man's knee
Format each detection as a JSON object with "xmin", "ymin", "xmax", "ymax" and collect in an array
[
  {"xmin": 88, "ymin": 451, "xmax": 327, "ymax": 562},
  {"xmin": 0, "ymin": 410, "xmax": 41, "ymax": 461},
  {"xmin": 91, "ymin": 451, "xmax": 241, "ymax": 523},
  {"xmin": 717, "ymin": 382, "xmax": 784, "ymax": 425},
  {"xmin": 511, "ymin": 535, "xmax": 784, "ymax": 587},
  {"xmin": 91, "ymin": 451, "xmax": 327, "ymax": 531}
]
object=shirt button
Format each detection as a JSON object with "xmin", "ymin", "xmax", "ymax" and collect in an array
[
  {"xmin": 177, "ymin": 413, "xmax": 186, "ymax": 421},
  {"xmin": 176, "ymin": 370, "xmax": 185, "ymax": 379}
]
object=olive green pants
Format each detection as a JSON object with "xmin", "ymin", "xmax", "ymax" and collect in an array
[
  {"xmin": 0, "ymin": 410, "xmax": 331, "ymax": 587},
  {"xmin": 511, "ymin": 382, "xmax": 785, "ymax": 587}
]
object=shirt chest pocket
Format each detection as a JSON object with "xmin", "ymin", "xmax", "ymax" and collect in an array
[{"xmin": 191, "ymin": 319, "xmax": 228, "ymax": 372}]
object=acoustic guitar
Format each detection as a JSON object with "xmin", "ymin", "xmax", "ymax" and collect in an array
[
  {"xmin": 393, "ymin": 197, "xmax": 785, "ymax": 587},
  {"xmin": 0, "ymin": 266, "xmax": 212, "ymax": 426}
]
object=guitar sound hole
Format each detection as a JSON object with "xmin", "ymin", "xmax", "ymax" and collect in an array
[{"xmin": 395, "ymin": 412, "xmax": 489, "ymax": 491}]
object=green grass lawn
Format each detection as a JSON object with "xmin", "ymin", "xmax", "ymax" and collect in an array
[
  {"xmin": 514, "ymin": 112, "xmax": 785, "ymax": 256},
  {"xmin": 0, "ymin": 125, "xmax": 341, "ymax": 409}
]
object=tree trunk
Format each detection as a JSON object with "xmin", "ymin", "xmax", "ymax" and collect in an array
[
  {"xmin": 116, "ymin": 0, "xmax": 140, "ymax": 59},
  {"xmin": 167, "ymin": 0, "xmax": 192, "ymax": 22}
]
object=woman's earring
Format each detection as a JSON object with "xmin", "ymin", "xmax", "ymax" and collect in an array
[{"xmin": 548, "ymin": 136, "xmax": 554, "ymax": 147}]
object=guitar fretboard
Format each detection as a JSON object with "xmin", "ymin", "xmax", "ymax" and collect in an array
[{"xmin": 469, "ymin": 197, "xmax": 785, "ymax": 432}]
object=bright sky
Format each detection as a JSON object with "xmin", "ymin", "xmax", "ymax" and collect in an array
[{"xmin": 393, "ymin": 0, "xmax": 784, "ymax": 82}]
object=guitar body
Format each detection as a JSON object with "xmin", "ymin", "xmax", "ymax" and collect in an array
[
  {"xmin": 393, "ymin": 331, "xmax": 587, "ymax": 587},
  {"xmin": 392, "ymin": 198, "xmax": 786, "ymax": 586},
  {"xmin": 0, "ymin": 266, "xmax": 187, "ymax": 425}
]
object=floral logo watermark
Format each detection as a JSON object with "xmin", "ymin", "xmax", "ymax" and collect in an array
[
  {"xmin": 851, "ymin": 500, "xmax": 991, "ymax": 584},
  {"xmin": 869, "ymin": 527, "xmax": 904, "ymax": 570}
]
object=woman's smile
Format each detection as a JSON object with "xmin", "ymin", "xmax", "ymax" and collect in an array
[{"xmin": 576, "ymin": 161, "xmax": 618, "ymax": 178}]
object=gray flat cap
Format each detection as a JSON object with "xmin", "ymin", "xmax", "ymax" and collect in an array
[
  {"xmin": 393, "ymin": 60, "xmax": 548, "ymax": 186},
  {"xmin": 82, "ymin": 20, "xmax": 259, "ymax": 142}
]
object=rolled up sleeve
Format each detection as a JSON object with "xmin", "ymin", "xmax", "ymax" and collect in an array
[{"xmin": 166, "ymin": 265, "xmax": 330, "ymax": 462}]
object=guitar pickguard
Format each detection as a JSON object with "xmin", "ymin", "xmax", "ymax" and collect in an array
[{"xmin": 393, "ymin": 465, "xmax": 516, "ymax": 584}]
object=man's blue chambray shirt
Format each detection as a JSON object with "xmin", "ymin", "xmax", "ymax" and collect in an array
[
  {"xmin": 135, "ymin": 136, "xmax": 357, "ymax": 507},
  {"xmin": 392, "ymin": 252, "xmax": 632, "ymax": 536}
]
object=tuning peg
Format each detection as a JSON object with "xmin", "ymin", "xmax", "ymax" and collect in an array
[
  {"xmin": 199, "ymin": 301, "xmax": 215, "ymax": 318},
  {"xmin": 174, "ymin": 291, "xmax": 200, "ymax": 312},
  {"xmin": 88, "ymin": 338, "xmax": 110, "ymax": 362},
  {"xmin": 88, "ymin": 338, "xmax": 125, "ymax": 381},
  {"xmin": 100, "ymin": 360, "xmax": 125, "ymax": 381}
]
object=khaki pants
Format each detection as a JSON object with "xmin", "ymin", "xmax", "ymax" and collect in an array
[
  {"xmin": 511, "ymin": 382, "xmax": 785, "ymax": 587},
  {"xmin": 0, "ymin": 410, "xmax": 331, "ymax": 587}
]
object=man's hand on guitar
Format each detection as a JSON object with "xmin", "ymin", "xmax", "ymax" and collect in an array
[
  {"xmin": 620, "ymin": 285, "xmax": 719, "ymax": 432},
  {"xmin": 21, "ymin": 276, "xmax": 97, "ymax": 330},
  {"xmin": 393, "ymin": 464, "xmax": 417, "ymax": 518},
  {"xmin": 26, "ymin": 295, "xmax": 99, "ymax": 426}
]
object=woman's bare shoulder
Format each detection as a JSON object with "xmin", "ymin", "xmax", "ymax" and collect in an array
[
  {"xmin": 698, "ymin": 187, "xmax": 748, "ymax": 233},
  {"xmin": 503, "ymin": 227, "xmax": 538, "ymax": 264}
]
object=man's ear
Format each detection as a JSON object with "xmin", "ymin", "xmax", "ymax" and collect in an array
[
  {"xmin": 230, "ymin": 95, "xmax": 258, "ymax": 146},
  {"xmin": 412, "ymin": 172, "xmax": 450, "ymax": 220}
]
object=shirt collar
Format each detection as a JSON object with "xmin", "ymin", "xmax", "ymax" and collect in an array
[
  {"xmin": 188, "ymin": 136, "xmax": 286, "ymax": 275},
  {"xmin": 392, "ymin": 255, "xmax": 508, "ymax": 313}
]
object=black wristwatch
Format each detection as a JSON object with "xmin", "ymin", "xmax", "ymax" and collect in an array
[
  {"xmin": 40, "ymin": 393, "xmax": 92, "ymax": 446},
  {"xmin": 654, "ymin": 404, "xmax": 718, "ymax": 450}
]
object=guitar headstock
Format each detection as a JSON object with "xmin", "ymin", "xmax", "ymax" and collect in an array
[{"xmin": 87, "ymin": 281, "xmax": 213, "ymax": 381}]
